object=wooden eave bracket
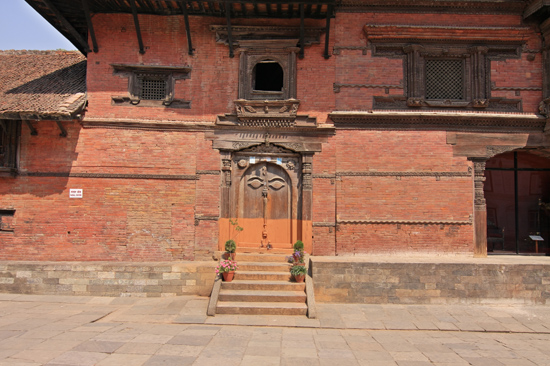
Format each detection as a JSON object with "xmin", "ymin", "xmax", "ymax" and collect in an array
[
  {"xmin": 24, "ymin": 121, "xmax": 38, "ymax": 136},
  {"xmin": 363, "ymin": 25, "xmax": 533, "ymax": 43},
  {"xmin": 130, "ymin": 0, "xmax": 145, "ymax": 54},
  {"xmin": 177, "ymin": 0, "xmax": 194, "ymax": 55},
  {"xmin": 56, "ymin": 121, "xmax": 68, "ymax": 137}
]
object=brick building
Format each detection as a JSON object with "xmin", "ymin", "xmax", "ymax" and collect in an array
[{"xmin": 2, "ymin": 0, "xmax": 550, "ymax": 265}]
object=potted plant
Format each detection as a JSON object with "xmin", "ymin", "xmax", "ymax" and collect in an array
[
  {"xmin": 224, "ymin": 239, "xmax": 236, "ymax": 260},
  {"xmin": 290, "ymin": 264, "xmax": 307, "ymax": 283},
  {"xmin": 216, "ymin": 259, "xmax": 238, "ymax": 282},
  {"xmin": 291, "ymin": 240, "xmax": 305, "ymax": 265}
]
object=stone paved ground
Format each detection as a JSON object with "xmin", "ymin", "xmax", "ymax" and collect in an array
[{"xmin": 0, "ymin": 294, "xmax": 549, "ymax": 365}]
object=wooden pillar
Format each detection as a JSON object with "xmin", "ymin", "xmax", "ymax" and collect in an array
[
  {"xmin": 470, "ymin": 158, "xmax": 488, "ymax": 257},
  {"xmin": 302, "ymin": 153, "xmax": 313, "ymax": 254}
]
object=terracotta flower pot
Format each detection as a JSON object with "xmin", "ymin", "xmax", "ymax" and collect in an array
[
  {"xmin": 293, "ymin": 274, "xmax": 305, "ymax": 283},
  {"xmin": 223, "ymin": 252, "xmax": 236, "ymax": 260},
  {"xmin": 222, "ymin": 271, "xmax": 235, "ymax": 282}
]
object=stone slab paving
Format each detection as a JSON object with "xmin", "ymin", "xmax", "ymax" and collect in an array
[{"xmin": 0, "ymin": 294, "xmax": 548, "ymax": 365}]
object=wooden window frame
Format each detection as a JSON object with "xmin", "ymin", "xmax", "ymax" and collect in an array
[
  {"xmin": 238, "ymin": 40, "xmax": 298, "ymax": 101},
  {"xmin": 404, "ymin": 45, "xmax": 484, "ymax": 108},
  {"xmin": 111, "ymin": 64, "xmax": 192, "ymax": 108},
  {"xmin": 0, "ymin": 120, "xmax": 19, "ymax": 176}
]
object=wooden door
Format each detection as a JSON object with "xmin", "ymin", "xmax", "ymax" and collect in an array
[{"xmin": 238, "ymin": 162, "xmax": 291, "ymax": 248}]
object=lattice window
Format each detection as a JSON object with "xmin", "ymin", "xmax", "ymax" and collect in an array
[
  {"xmin": 139, "ymin": 77, "xmax": 167, "ymax": 101},
  {"xmin": 425, "ymin": 59, "xmax": 464, "ymax": 100}
]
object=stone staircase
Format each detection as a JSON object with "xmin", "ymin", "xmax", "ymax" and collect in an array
[{"xmin": 209, "ymin": 248, "xmax": 313, "ymax": 316}]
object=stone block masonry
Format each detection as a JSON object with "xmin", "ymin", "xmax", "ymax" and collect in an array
[
  {"xmin": 0, "ymin": 261, "xmax": 217, "ymax": 297},
  {"xmin": 311, "ymin": 257, "xmax": 550, "ymax": 305}
]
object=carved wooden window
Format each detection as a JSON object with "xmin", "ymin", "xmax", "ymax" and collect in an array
[
  {"xmin": 238, "ymin": 40, "xmax": 298, "ymax": 101},
  {"xmin": 111, "ymin": 64, "xmax": 191, "ymax": 108},
  {"xmin": 404, "ymin": 45, "xmax": 481, "ymax": 108},
  {"xmin": 425, "ymin": 59, "xmax": 465, "ymax": 100},
  {"xmin": 0, "ymin": 120, "xmax": 19, "ymax": 175}
]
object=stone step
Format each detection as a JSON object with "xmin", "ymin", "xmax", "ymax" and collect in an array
[
  {"xmin": 233, "ymin": 253, "xmax": 291, "ymax": 263},
  {"xmin": 221, "ymin": 280, "xmax": 305, "ymax": 291},
  {"xmin": 216, "ymin": 301, "xmax": 307, "ymax": 315},
  {"xmin": 218, "ymin": 289, "xmax": 306, "ymax": 303},
  {"xmin": 238, "ymin": 262, "xmax": 292, "ymax": 272},
  {"xmin": 233, "ymin": 271, "xmax": 291, "ymax": 281}
]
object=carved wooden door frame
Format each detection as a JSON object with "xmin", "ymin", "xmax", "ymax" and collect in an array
[{"xmin": 218, "ymin": 141, "xmax": 314, "ymax": 253}]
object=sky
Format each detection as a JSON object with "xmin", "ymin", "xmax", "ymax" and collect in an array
[{"xmin": 0, "ymin": 0, "xmax": 77, "ymax": 50}]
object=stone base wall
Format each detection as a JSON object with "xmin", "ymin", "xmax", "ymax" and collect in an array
[
  {"xmin": 0, "ymin": 261, "xmax": 217, "ymax": 297},
  {"xmin": 311, "ymin": 257, "xmax": 550, "ymax": 305}
]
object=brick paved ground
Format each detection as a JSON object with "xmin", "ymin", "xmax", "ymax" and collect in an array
[{"xmin": 0, "ymin": 294, "xmax": 549, "ymax": 365}]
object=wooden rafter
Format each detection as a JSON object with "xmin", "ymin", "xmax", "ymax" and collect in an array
[
  {"xmin": 80, "ymin": 0, "xmax": 98, "ymax": 52},
  {"xmin": 41, "ymin": 0, "xmax": 90, "ymax": 53}
]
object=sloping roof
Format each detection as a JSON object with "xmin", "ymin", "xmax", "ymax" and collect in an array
[{"xmin": 0, "ymin": 50, "xmax": 86, "ymax": 121}]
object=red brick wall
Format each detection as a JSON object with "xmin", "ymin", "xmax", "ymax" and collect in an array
[
  {"xmin": 0, "ymin": 121, "xmax": 219, "ymax": 261},
  {"xmin": 1, "ymin": 10, "xmax": 542, "ymax": 260},
  {"xmin": 312, "ymin": 130, "xmax": 473, "ymax": 255}
]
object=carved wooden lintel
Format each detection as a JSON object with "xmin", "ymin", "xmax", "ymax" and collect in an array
[
  {"xmin": 374, "ymin": 96, "xmax": 521, "ymax": 112},
  {"xmin": 217, "ymin": 99, "xmax": 317, "ymax": 128},
  {"xmin": 210, "ymin": 25, "xmax": 325, "ymax": 47},
  {"xmin": 329, "ymin": 111, "xmax": 545, "ymax": 132}
]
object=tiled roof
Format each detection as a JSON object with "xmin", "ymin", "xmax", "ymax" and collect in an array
[{"xmin": 0, "ymin": 50, "xmax": 86, "ymax": 120}]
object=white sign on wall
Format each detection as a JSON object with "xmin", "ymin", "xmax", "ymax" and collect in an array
[{"xmin": 70, "ymin": 189, "xmax": 83, "ymax": 198}]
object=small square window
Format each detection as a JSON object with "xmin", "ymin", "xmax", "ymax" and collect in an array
[
  {"xmin": 425, "ymin": 59, "xmax": 464, "ymax": 100},
  {"xmin": 111, "ymin": 64, "xmax": 191, "ymax": 108}
]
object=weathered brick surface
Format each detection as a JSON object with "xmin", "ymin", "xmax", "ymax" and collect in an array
[{"xmin": 312, "ymin": 259, "xmax": 550, "ymax": 304}]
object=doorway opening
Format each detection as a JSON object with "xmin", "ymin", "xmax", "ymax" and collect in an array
[{"xmin": 485, "ymin": 150, "xmax": 550, "ymax": 254}]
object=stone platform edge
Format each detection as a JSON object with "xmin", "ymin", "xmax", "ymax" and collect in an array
[
  {"xmin": 310, "ymin": 256, "xmax": 550, "ymax": 305},
  {"xmin": 0, "ymin": 261, "xmax": 217, "ymax": 297}
]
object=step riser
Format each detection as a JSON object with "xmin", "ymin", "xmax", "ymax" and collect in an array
[
  {"xmin": 232, "ymin": 254, "xmax": 291, "ymax": 262},
  {"xmin": 222, "ymin": 283, "xmax": 305, "ymax": 291},
  {"xmin": 236, "ymin": 273, "xmax": 291, "ymax": 281},
  {"xmin": 216, "ymin": 306, "xmax": 307, "ymax": 316},
  {"xmin": 218, "ymin": 294, "xmax": 306, "ymax": 303},
  {"xmin": 239, "ymin": 264, "xmax": 291, "ymax": 272}
]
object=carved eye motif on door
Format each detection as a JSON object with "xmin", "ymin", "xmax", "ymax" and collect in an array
[
  {"xmin": 268, "ymin": 177, "xmax": 286, "ymax": 190},
  {"xmin": 247, "ymin": 176, "xmax": 264, "ymax": 189}
]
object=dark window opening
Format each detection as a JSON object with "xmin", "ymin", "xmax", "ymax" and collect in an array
[
  {"xmin": 425, "ymin": 59, "xmax": 464, "ymax": 100},
  {"xmin": 0, "ymin": 121, "xmax": 18, "ymax": 171},
  {"xmin": 254, "ymin": 60, "xmax": 284, "ymax": 92},
  {"xmin": 0, "ymin": 209, "xmax": 15, "ymax": 232},
  {"xmin": 139, "ymin": 77, "xmax": 167, "ymax": 100}
]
